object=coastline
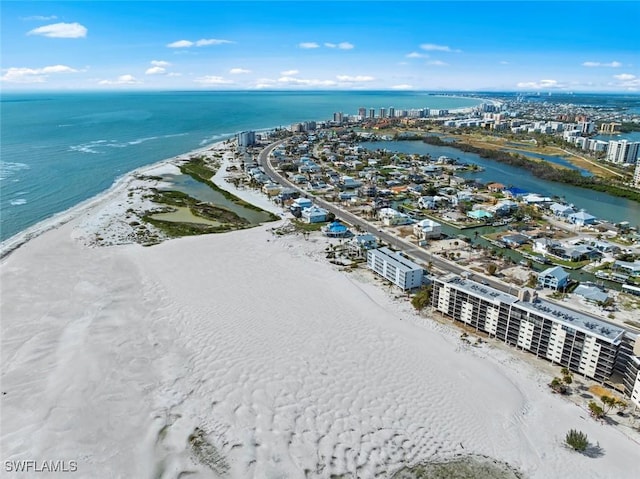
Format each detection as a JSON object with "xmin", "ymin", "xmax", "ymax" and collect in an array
[{"xmin": 0, "ymin": 139, "xmax": 233, "ymax": 260}]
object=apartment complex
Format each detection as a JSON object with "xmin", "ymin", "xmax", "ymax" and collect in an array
[
  {"xmin": 606, "ymin": 139, "xmax": 640, "ymax": 164},
  {"xmin": 431, "ymin": 275, "xmax": 635, "ymax": 385},
  {"xmin": 367, "ymin": 247, "xmax": 424, "ymax": 290}
]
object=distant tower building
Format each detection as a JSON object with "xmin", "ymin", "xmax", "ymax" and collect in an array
[
  {"xmin": 358, "ymin": 107, "xmax": 367, "ymax": 119},
  {"xmin": 237, "ymin": 130, "xmax": 256, "ymax": 147},
  {"xmin": 379, "ymin": 107, "xmax": 387, "ymax": 119},
  {"xmin": 388, "ymin": 107, "xmax": 395, "ymax": 118},
  {"xmin": 369, "ymin": 108, "xmax": 375, "ymax": 119},
  {"xmin": 606, "ymin": 140, "xmax": 640, "ymax": 164},
  {"xmin": 599, "ymin": 122, "xmax": 621, "ymax": 134},
  {"xmin": 333, "ymin": 112, "xmax": 344, "ymax": 124},
  {"xmin": 634, "ymin": 161, "xmax": 640, "ymax": 188}
]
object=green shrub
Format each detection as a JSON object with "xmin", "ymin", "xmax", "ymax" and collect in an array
[{"xmin": 565, "ymin": 429, "xmax": 589, "ymax": 452}]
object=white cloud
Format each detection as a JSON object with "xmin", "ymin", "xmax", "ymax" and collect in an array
[
  {"xmin": 27, "ymin": 22, "xmax": 87, "ymax": 38},
  {"xmin": 336, "ymin": 75, "xmax": 375, "ymax": 82},
  {"xmin": 1, "ymin": 64, "xmax": 78, "ymax": 83},
  {"xmin": 167, "ymin": 40, "xmax": 193, "ymax": 48},
  {"xmin": 427, "ymin": 60, "xmax": 448, "ymax": 66},
  {"xmin": 145, "ymin": 67, "xmax": 166, "ymax": 75},
  {"xmin": 613, "ymin": 73, "xmax": 640, "ymax": 90},
  {"xmin": 500, "ymin": 61, "xmax": 510, "ymax": 65},
  {"xmin": 229, "ymin": 68, "xmax": 251, "ymax": 74},
  {"xmin": 582, "ymin": 61, "xmax": 622, "ymax": 68},
  {"xmin": 195, "ymin": 38, "xmax": 233, "ymax": 46},
  {"xmin": 406, "ymin": 52, "xmax": 429, "ymax": 59},
  {"xmin": 324, "ymin": 42, "xmax": 354, "ymax": 50},
  {"xmin": 420, "ymin": 43, "xmax": 461, "ymax": 53},
  {"xmin": 145, "ymin": 60, "xmax": 172, "ymax": 75},
  {"xmin": 516, "ymin": 79, "xmax": 564, "ymax": 89},
  {"xmin": 299, "ymin": 42, "xmax": 320, "ymax": 49},
  {"xmin": 167, "ymin": 38, "xmax": 232, "ymax": 48},
  {"xmin": 21, "ymin": 15, "xmax": 58, "ymax": 21},
  {"xmin": 167, "ymin": 72, "xmax": 182, "ymax": 77},
  {"xmin": 277, "ymin": 76, "xmax": 337, "ymax": 87},
  {"xmin": 98, "ymin": 74, "xmax": 141, "ymax": 85},
  {"xmin": 391, "ymin": 84, "xmax": 413, "ymax": 90},
  {"xmin": 280, "ymin": 69, "xmax": 299, "ymax": 76},
  {"xmin": 194, "ymin": 76, "xmax": 234, "ymax": 85}
]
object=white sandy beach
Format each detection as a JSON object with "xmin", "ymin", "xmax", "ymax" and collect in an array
[{"xmin": 2, "ymin": 143, "xmax": 640, "ymax": 479}]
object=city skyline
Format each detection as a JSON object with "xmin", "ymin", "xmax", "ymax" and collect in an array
[{"xmin": 1, "ymin": 0, "xmax": 639, "ymax": 92}]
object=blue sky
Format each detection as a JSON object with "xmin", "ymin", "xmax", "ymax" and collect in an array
[{"xmin": 1, "ymin": 1, "xmax": 639, "ymax": 92}]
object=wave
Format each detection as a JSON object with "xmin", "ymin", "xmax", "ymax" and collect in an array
[
  {"xmin": 0, "ymin": 161, "xmax": 31, "ymax": 181},
  {"xmin": 69, "ymin": 133, "xmax": 190, "ymax": 154},
  {"xmin": 9, "ymin": 199, "xmax": 27, "ymax": 206},
  {"xmin": 199, "ymin": 133, "xmax": 233, "ymax": 146}
]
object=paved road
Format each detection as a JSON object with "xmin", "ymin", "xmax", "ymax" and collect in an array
[{"xmin": 257, "ymin": 140, "xmax": 486, "ymax": 284}]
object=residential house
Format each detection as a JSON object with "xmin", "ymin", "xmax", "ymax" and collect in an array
[
  {"xmin": 501, "ymin": 233, "xmax": 529, "ymax": 248},
  {"xmin": 348, "ymin": 234, "xmax": 378, "ymax": 258},
  {"xmin": 574, "ymin": 284, "xmax": 610, "ymax": 304},
  {"xmin": 322, "ymin": 221, "xmax": 351, "ymax": 238},
  {"xmin": 378, "ymin": 208, "xmax": 413, "ymax": 226},
  {"xmin": 413, "ymin": 219, "xmax": 442, "ymax": 240},
  {"xmin": 301, "ymin": 205, "xmax": 328, "ymax": 224},
  {"xmin": 549, "ymin": 202, "xmax": 575, "ymax": 218},
  {"xmin": 467, "ymin": 209, "xmax": 494, "ymax": 221},
  {"xmin": 613, "ymin": 260, "xmax": 640, "ymax": 277},
  {"xmin": 537, "ymin": 266, "xmax": 570, "ymax": 290},
  {"xmin": 568, "ymin": 210, "xmax": 597, "ymax": 227}
]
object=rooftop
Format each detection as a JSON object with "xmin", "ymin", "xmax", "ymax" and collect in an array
[{"xmin": 518, "ymin": 299, "xmax": 624, "ymax": 343}]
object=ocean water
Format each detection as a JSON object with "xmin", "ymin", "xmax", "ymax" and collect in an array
[{"xmin": 0, "ymin": 91, "xmax": 482, "ymax": 242}]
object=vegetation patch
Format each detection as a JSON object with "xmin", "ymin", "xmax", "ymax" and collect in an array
[
  {"xmin": 188, "ymin": 427, "xmax": 229, "ymax": 475},
  {"xmin": 391, "ymin": 455, "xmax": 525, "ymax": 479},
  {"xmin": 143, "ymin": 188, "xmax": 251, "ymax": 238}
]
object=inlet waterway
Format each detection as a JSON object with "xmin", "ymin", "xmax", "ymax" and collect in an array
[
  {"xmin": 160, "ymin": 174, "xmax": 274, "ymax": 224},
  {"xmin": 359, "ymin": 140, "xmax": 640, "ymax": 226}
]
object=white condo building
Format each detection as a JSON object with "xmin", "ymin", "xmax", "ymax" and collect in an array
[
  {"xmin": 367, "ymin": 247, "xmax": 424, "ymax": 290},
  {"xmin": 634, "ymin": 161, "xmax": 640, "ymax": 188},
  {"xmin": 606, "ymin": 140, "xmax": 640, "ymax": 164}
]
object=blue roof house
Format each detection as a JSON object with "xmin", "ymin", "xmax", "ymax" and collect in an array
[
  {"xmin": 537, "ymin": 266, "xmax": 570, "ymax": 290},
  {"xmin": 322, "ymin": 221, "xmax": 351, "ymax": 238},
  {"xmin": 568, "ymin": 210, "xmax": 597, "ymax": 227}
]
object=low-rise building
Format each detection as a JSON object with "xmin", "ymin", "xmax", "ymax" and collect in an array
[{"xmin": 367, "ymin": 247, "xmax": 424, "ymax": 290}]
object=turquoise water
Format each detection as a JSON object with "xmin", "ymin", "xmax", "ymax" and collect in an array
[
  {"xmin": 359, "ymin": 140, "xmax": 640, "ymax": 226},
  {"xmin": 0, "ymin": 91, "xmax": 482, "ymax": 241}
]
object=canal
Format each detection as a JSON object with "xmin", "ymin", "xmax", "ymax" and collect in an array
[{"xmin": 360, "ymin": 140, "xmax": 640, "ymax": 227}]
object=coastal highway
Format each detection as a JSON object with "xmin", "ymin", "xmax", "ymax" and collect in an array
[{"xmin": 257, "ymin": 140, "xmax": 477, "ymax": 283}]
